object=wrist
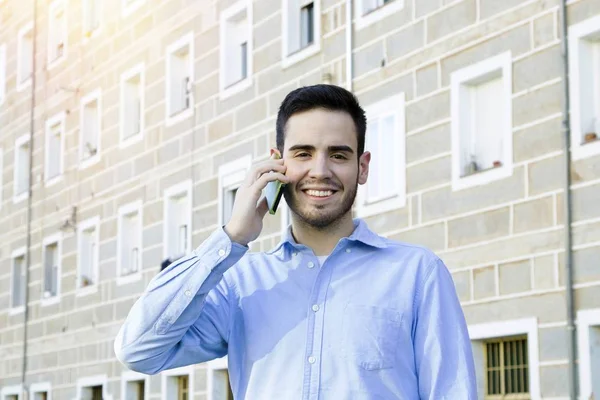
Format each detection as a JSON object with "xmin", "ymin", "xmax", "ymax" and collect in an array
[{"xmin": 223, "ymin": 224, "xmax": 249, "ymax": 247}]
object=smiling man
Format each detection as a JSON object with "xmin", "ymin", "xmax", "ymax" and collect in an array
[{"xmin": 114, "ymin": 84, "xmax": 477, "ymax": 399}]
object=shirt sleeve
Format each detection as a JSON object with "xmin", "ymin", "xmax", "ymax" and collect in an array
[
  {"xmin": 113, "ymin": 226, "xmax": 247, "ymax": 375},
  {"xmin": 413, "ymin": 258, "xmax": 478, "ymax": 399}
]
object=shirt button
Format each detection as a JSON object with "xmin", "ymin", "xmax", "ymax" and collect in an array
[
  {"xmin": 312, "ymin": 304, "xmax": 319, "ymax": 312},
  {"xmin": 185, "ymin": 290, "xmax": 192, "ymax": 297},
  {"xmin": 307, "ymin": 261, "xmax": 315, "ymax": 269},
  {"xmin": 308, "ymin": 356, "xmax": 316, "ymax": 364},
  {"xmin": 218, "ymin": 249, "xmax": 226, "ymax": 256},
  {"xmin": 345, "ymin": 248, "xmax": 351, "ymax": 253}
]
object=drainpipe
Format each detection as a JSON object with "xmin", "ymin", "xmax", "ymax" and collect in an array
[
  {"xmin": 21, "ymin": 0, "xmax": 38, "ymax": 394},
  {"xmin": 345, "ymin": 0, "xmax": 353, "ymax": 91},
  {"xmin": 559, "ymin": 1, "xmax": 577, "ymax": 399}
]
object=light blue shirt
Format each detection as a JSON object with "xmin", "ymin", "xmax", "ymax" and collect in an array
[{"xmin": 114, "ymin": 219, "xmax": 477, "ymax": 399}]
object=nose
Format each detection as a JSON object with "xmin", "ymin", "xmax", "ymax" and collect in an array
[{"xmin": 308, "ymin": 152, "xmax": 333, "ymax": 180}]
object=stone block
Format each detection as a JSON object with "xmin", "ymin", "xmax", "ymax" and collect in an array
[
  {"xmin": 513, "ymin": 195, "xmax": 554, "ymax": 234},
  {"xmin": 448, "ymin": 207, "xmax": 510, "ymax": 248},
  {"xmin": 158, "ymin": 139, "xmax": 180, "ymax": 165},
  {"xmin": 427, "ymin": 0, "xmax": 476, "ymax": 43},
  {"xmin": 573, "ymin": 245, "xmax": 600, "ymax": 284},
  {"xmin": 208, "ymin": 114, "xmax": 234, "ymax": 143},
  {"xmin": 254, "ymin": 0, "xmax": 280, "ymax": 22},
  {"xmin": 528, "ymin": 155, "xmax": 563, "ymax": 196},
  {"xmin": 540, "ymin": 365, "xmax": 569, "ymax": 397},
  {"xmin": 357, "ymin": 72, "xmax": 414, "ymax": 106},
  {"xmin": 573, "ymin": 220, "xmax": 600, "ymax": 248},
  {"xmin": 193, "ymin": 204, "xmax": 219, "ymax": 231},
  {"xmin": 323, "ymin": 30, "xmax": 346, "ymax": 63},
  {"xmin": 390, "ymin": 222, "xmax": 446, "ymax": 251},
  {"xmin": 513, "ymin": 45, "xmax": 562, "ymax": 93},
  {"xmin": 386, "ymin": 21, "xmax": 424, "ymax": 61},
  {"xmin": 255, "ymin": 41, "xmax": 281, "ymax": 75},
  {"xmin": 362, "ymin": 205, "xmax": 410, "ymax": 234},
  {"xmin": 567, "ymin": 0, "xmax": 600, "ymax": 26},
  {"xmin": 405, "ymin": 90, "xmax": 450, "ymax": 132},
  {"xmin": 498, "ymin": 259, "xmax": 531, "ymax": 295},
  {"xmin": 533, "ymin": 12, "xmax": 556, "ymax": 48},
  {"xmin": 254, "ymin": 13, "xmax": 281, "ymax": 49},
  {"xmin": 193, "ymin": 178, "xmax": 218, "ymax": 206},
  {"xmin": 416, "ymin": 63, "xmax": 438, "ymax": 97},
  {"xmin": 234, "ymin": 97, "xmax": 267, "ymax": 130},
  {"xmin": 354, "ymin": 1, "xmax": 413, "ymax": 48},
  {"xmin": 572, "ymin": 153, "xmax": 600, "ymax": 185},
  {"xmin": 513, "ymin": 116, "xmax": 562, "ymax": 163},
  {"xmin": 354, "ymin": 40, "xmax": 385, "ymax": 78},
  {"xmin": 480, "ymin": 0, "xmax": 527, "ymax": 20},
  {"xmin": 572, "ymin": 182, "xmax": 600, "ymax": 223},
  {"xmin": 533, "ymin": 254, "xmax": 556, "ymax": 290},
  {"xmin": 451, "ymin": 270, "xmax": 471, "ymax": 302},
  {"xmin": 212, "ymin": 143, "xmax": 254, "ymax": 172},
  {"xmin": 407, "ymin": 155, "xmax": 451, "ymax": 193},
  {"xmin": 538, "ymin": 326, "xmax": 568, "ymax": 361},
  {"xmin": 416, "ymin": 0, "xmax": 442, "ymax": 18},
  {"xmin": 513, "ymin": 82, "xmax": 562, "ymax": 127},
  {"xmin": 473, "ymin": 265, "xmax": 496, "ymax": 299}
]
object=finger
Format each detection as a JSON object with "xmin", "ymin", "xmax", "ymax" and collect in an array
[
  {"xmin": 252, "ymin": 172, "xmax": 289, "ymax": 191},
  {"xmin": 256, "ymin": 196, "xmax": 269, "ymax": 218},
  {"xmin": 253, "ymin": 163, "xmax": 286, "ymax": 182},
  {"xmin": 244, "ymin": 160, "xmax": 286, "ymax": 186}
]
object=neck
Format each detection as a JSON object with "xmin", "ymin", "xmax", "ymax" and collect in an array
[{"xmin": 290, "ymin": 213, "xmax": 356, "ymax": 256}]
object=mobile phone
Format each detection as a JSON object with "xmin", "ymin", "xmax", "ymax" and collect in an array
[{"xmin": 264, "ymin": 153, "xmax": 286, "ymax": 215}]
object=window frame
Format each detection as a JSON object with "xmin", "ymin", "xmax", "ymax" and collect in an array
[
  {"xmin": 207, "ymin": 356, "xmax": 234, "ymax": 400},
  {"xmin": 17, "ymin": 22, "xmax": 34, "ymax": 92},
  {"xmin": 468, "ymin": 318, "xmax": 540, "ymax": 400},
  {"xmin": 47, "ymin": 0, "xmax": 68, "ymax": 70},
  {"xmin": 161, "ymin": 366, "xmax": 194, "ymax": 400},
  {"xmin": 568, "ymin": 14, "xmax": 600, "ymax": 160},
  {"xmin": 355, "ymin": 92, "xmax": 406, "ymax": 218},
  {"xmin": 577, "ymin": 308, "xmax": 600, "ymax": 399},
  {"xmin": 219, "ymin": 0, "xmax": 253, "ymax": 99},
  {"xmin": 1, "ymin": 385, "xmax": 23, "ymax": 400},
  {"xmin": 29, "ymin": 382, "xmax": 52, "ymax": 400},
  {"xmin": 76, "ymin": 375, "xmax": 112, "ymax": 400},
  {"xmin": 120, "ymin": 63, "xmax": 145, "ymax": 148},
  {"xmin": 44, "ymin": 111, "xmax": 66, "ymax": 187},
  {"xmin": 10, "ymin": 247, "xmax": 27, "ymax": 315},
  {"xmin": 163, "ymin": 180, "xmax": 193, "ymax": 260},
  {"xmin": 41, "ymin": 232, "xmax": 62, "ymax": 306},
  {"xmin": 76, "ymin": 216, "xmax": 100, "ymax": 296},
  {"xmin": 218, "ymin": 155, "xmax": 252, "ymax": 226},
  {"xmin": 13, "ymin": 133, "xmax": 31, "ymax": 204},
  {"xmin": 120, "ymin": 371, "xmax": 150, "ymax": 400},
  {"xmin": 79, "ymin": 89, "xmax": 102, "ymax": 169},
  {"xmin": 165, "ymin": 32, "xmax": 194, "ymax": 127},
  {"xmin": 117, "ymin": 200, "xmax": 143, "ymax": 285},
  {"xmin": 354, "ymin": 0, "xmax": 404, "ymax": 30},
  {"xmin": 82, "ymin": 0, "xmax": 102, "ymax": 40},
  {"xmin": 281, "ymin": 0, "xmax": 321, "ymax": 68},
  {"xmin": 450, "ymin": 51, "xmax": 513, "ymax": 191}
]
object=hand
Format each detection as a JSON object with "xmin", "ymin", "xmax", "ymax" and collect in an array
[{"xmin": 224, "ymin": 152, "xmax": 290, "ymax": 246}]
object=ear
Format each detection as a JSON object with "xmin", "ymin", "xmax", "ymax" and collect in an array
[{"xmin": 358, "ymin": 151, "xmax": 370, "ymax": 185}]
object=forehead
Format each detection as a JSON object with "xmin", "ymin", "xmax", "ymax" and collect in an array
[{"xmin": 284, "ymin": 109, "xmax": 357, "ymax": 150}]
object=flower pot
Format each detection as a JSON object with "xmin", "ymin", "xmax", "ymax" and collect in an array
[
  {"xmin": 584, "ymin": 132, "xmax": 598, "ymax": 143},
  {"xmin": 493, "ymin": 160, "xmax": 502, "ymax": 168}
]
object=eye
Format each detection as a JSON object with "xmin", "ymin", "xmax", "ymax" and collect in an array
[
  {"xmin": 332, "ymin": 154, "xmax": 348, "ymax": 160},
  {"xmin": 296, "ymin": 152, "xmax": 310, "ymax": 158}
]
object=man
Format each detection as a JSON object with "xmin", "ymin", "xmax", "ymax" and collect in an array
[{"xmin": 114, "ymin": 84, "xmax": 477, "ymax": 399}]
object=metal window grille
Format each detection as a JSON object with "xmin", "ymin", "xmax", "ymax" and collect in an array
[
  {"xmin": 177, "ymin": 375, "xmax": 189, "ymax": 400},
  {"xmin": 485, "ymin": 336, "xmax": 530, "ymax": 399}
]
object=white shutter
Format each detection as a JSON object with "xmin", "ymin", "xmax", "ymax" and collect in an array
[
  {"xmin": 366, "ymin": 118, "xmax": 381, "ymax": 201},
  {"xmin": 474, "ymin": 77, "xmax": 504, "ymax": 170}
]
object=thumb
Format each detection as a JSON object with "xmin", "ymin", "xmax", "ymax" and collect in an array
[{"xmin": 256, "ymin": 196, "xmax": 269, "ymax": 218}]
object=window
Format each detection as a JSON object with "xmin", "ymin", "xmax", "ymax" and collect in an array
[
  {"xmin": 218, "ymin": 155, "xmax": 252, "ymax": 226},
  {"xmin": 30, "ymin": 382, "xmax": 51, "ymax": 400},
  {"xmin": 354, "ymin": 0, "xmax": 404, "ymax": 30},
  {"xmin": 569, "ymin": 15, "xmax": 600, "ymax": 160},
  {"xmin": 166, "ymin": 33, "xmax": 194, "ymax": 126},
  {"xmin": 162, "ymin": 367, "xmax": 193, "ymax": 400},
  {"xmin": 45, "ymin": 112, "xmax": 66, "ymax": 186},
  {"xmin": 450, "ymin": 51, "xmax": 513, "ymax": 191},
  {"xmin": 82, "ymin": 0, "xmax": 100, "ymax": 38},
  {"xmin": 117, "ymin": 201, "xmax": 143, "ymax": 284},
  {"xmin": 164, "ymin": 181, "xmax": 192, "ymax": 260},
  {"xmin": 0, "ymin": 43, "xmax": 6, "ymax": 105},
  {"xmin": 122, "ymin": 0, "xmax": 146, "ymax": 17},
  {"xmin": 469, "ymin": 318, "xmax": 540, "ymax": 399},
  {"xmin": 282, "ymin": 0, "xmax": 321, "ymax": 68},
  {"xmin": 79, "ymin": 89, "xmax": 101, "ymax": 168},
  {"xmin": 77, "ymin": 216, "xmax": 99, "ymax": 293},
  {"xmin": 577, "ymin": 308, "xmax": 600, "ymax": 399},
  {"xmin": 219, "ymin": 1, "xmax": 253, "ymax": 98},
  {"xmin": 48, "ymin": 0, "xmax": 67, "ymax": 68},
  {"xmin": 208, "ymin": 357, "xmax": 234, "ymax": 400},
  {"xmin": 355, "ymin": 93, "xmax": 406, "ymax": 218},
  {"xmin": 10, "ymin": 247, "xmax": 26, "ymax": 313},
  {"xmin": 76, "ymin": 376, "xmax": 108, "ymax": 400},
  {"xmin": 1, "ymin": 385, "xmax": 23, "ymax": 400},
  {"xmin": 42, "ymin": 234, "xmax": 61, "ymax": 304},
  {"xmin": 120, "ymin": 63, "xmax": 145, "ymax": 147},
  {"xmin": 14, "ymin": 134, "xmax": 30, "ymax": 203},
  {"xmin": 17, "ymin": 22, "xmax": 33, "ymax": 91},
  {"xmin": 121, "ymin": 371, "xmax": 148, "ymax": 400}
]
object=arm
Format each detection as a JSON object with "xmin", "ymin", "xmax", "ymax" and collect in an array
[
  {"xmin": 413, "ymin": 258, "xmax": 478, "ymax": 399},
  {"xmin": 113, "ymin": 227, "xmax": 247, "ymax": 374}
]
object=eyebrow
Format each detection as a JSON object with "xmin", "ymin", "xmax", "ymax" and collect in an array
[{"xmin": 287, "ymin": 144, "xmax": 355, "ymax": 154}]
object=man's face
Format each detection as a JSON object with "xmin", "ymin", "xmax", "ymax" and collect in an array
[{"xmin": 281, "ymin": 108, "xmax": 370, "ymax": 229}]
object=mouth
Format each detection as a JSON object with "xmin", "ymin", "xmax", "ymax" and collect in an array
[{"xmin": 302, "ymin": 189, "xmax": 338, "ymax": 200}]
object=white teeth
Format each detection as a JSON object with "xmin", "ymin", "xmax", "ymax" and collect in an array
[{"xmin": 306, "ymin": 190, "xmax": 333, "ymax": 197}]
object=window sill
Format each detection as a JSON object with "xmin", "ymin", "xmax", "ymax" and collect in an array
[
  {"xmin": 119, "ymin": 131, "xmax": 144, "ymax": 149},
  {"xmin": 355, "ymin": 0, "xmax": 405, "ymax": 30},
  {"xmin": 47, "ymin": 54, "xmax": 67, "ymax": 72},
  {"xmin": 76, "ymin": 284, "xmax": 98, "ymax": 297},
  {"xmin": 572, "ymin": 134, "xmax": 600, "ymax": 161},
  {"xmin": 452, "ymin": 163, "xmax": 513, "ymax": 191},
  {"xmin": 41, "ymin": 295, "xmax": 61, "ymax": 307},
  {"xmin": 219, "ymin": 76, "xmax": 252, "ymax": 100},
  {"xmin": 354, "ymin": 193, "xmax": 406, "ymax": 219},
  {"xmin": 281, "ymin": 42, "xmax": 321, "ymax": 69},
  {"xmin": 13, "ymin": 191, "xmax": 29, "ymax": 204},
  {"xmin": 16, "ymin": 78, "xmax": 32, "ymax": 92},
  {"xmin": 9, "ymin": 306, "xmax": 25, "ymax": 316},
  {"xmin": 116, "ymin": 272, "xmax": 142, "ymax": 286},
  {"xmin": 122, "ymin": 0, "xmax": 145, "ymax": 18},
  {"xmin": 44, "ymin": 174, "xmax": 63, "ymax": 188},
  {"xmin": 166, "ymin": 106, "xmax": 193, "ymax": 127},
  {"xmin": 79, "ymin": 153, "xmax": 101, "ymax": 170}
]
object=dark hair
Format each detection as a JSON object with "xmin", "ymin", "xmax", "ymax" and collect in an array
[{"xmin": 276, "ymin": 84, "xmax": 367, "ymax": 157}]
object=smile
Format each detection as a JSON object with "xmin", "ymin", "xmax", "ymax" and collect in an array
[{"xmin": 303, "ymin": 189, "xmax": 337, "ymax": 198}]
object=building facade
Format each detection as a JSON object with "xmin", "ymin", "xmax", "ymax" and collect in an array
[{"xmin": 1, "ymin": 0, "xmax": 600, "ymax": 399}]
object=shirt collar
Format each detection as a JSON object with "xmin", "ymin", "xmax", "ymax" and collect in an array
[{"xmin": 266, "ymin": 218, "xmax": 387, "ymax": 255}]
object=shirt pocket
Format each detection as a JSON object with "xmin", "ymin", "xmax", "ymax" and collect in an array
[{"xmin": 341, "ymin": 303, "xmax": 403, "ymax": 371}]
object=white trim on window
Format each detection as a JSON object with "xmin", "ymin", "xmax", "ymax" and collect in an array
[
  {"xmin": 0, "ymin": 43, "xmax": 6, "ymax": 105},
  {"xmin": 0, "ymin": 148, "xmax": 4, "ymax": 210},
  {"xmin": 76, "ymin": 375, "xmax": 112, "ymax": 400},
  {"xmin": 577, "ymin": 308, "xmax": 600, "ymax": 399},
  {"xmin": 163, "ymin": 180, "xmax": 193, "ymax": 260},
  {"xmin": 568, "ymin": 15, "xmax": 600, "ymax": 161},
  {"xmin": 9, "ymin": 246, "xmax": 27, "ymax": 315},
  {"xmin": 17, "ymin": 22, "xmax": 33, "ymax": 92},
  {"xmin": 82, "ymin": 0, "xmax": 102, "ymax": 41},
  {"xmin": 44, "ymin": 111, "xmax": 66, "ymax": 187},
  {"xmin": 120, "ymin": 63, "xmax": 145, "ymax": 148},
  {"xmin": 29, "ymin": 382, "xmax": 51, "ymax": 400},
  {"xmin": 117, "ymin": 200, "xmax": 143, "ymax": 286},
  {"xmin": 218, "ymin": 155, "xmax": 252, "ymax": 226},
  {"xmin": 1, "ymin": 384, "xmax": 23, "ymax": 400},
  {"xmin": 79, "ymin": 89, "xmax": 102, "ymax": 169},
  {"xmin": 450, "ymin": 51, "xmax": 513, "ymax": 191},
  {"xmin": 76, "ymin": 216, "xmax": 100, "ymax": 296},
  {"xmin": 468, "ymin": 317, "xmax": 540, "ymax": 400},
  {"xmin": 122, "ymin": 0, "xmax": 146, "ymax": 18},
  {"xmin": 282, "ymin": 0, "xmax": 321, "ymax": 68},
  {"xmin": 120, "ymin": 370, "xmax": 150, "ymax": 400},
  {"xmin": 355, "ymin": 92, "xmax": 406, "ymax": 219},
  {"xmin": 207, "ymin": 356, "xmax": 232, "ymax": 400},
  {"xmin": 219, "ymin": 0, "xmax": 253, "ymax": 99},
  {"xmin": 354, "ymin": 0, "xmax": 404, "ymax": 30},
  {"xmin": 47, "ymin": 0, "xmax": 68, "ymax": 71},
  {"xmin": 165, "ymin": 32, "xmax": 194, "ymax": 127},
  {"xmin": 279, "ymin": 198, "xmax": 292, "ymax": 236},
  {"xmin": 161, "ymin": 365, "xmax": 194, "ymax": 400},
  {"xmin": 41, "ymin": 232, "xmax": 62, "ymax": 306},
  {"xmin": 13, "ymin": 133, "xmax": 31, "ymax": 204}
]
